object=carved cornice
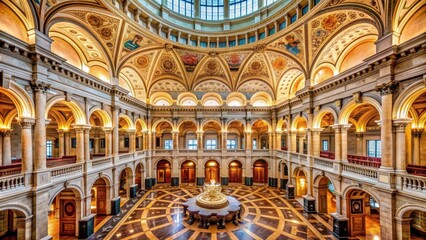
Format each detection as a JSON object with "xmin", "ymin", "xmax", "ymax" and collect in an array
[{"xmin": 375, "ymin": 81, "xmax": 398, "ymax": 96}]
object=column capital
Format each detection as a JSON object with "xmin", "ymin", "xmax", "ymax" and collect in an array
[
  {"xmin": 103, "ymin": 127, "xmax": 113, "ymax": 133},
  {"xmin": 375, "ymin": 81, "xmax": 398, "ymax": 95},
  {"xmin": 412, "ymin": 128, "xmax": 423, "ymax": 137},
  {"xmin": 392, "ymin": 118, "xmax": 412, "ymax": 132},
  {"xmin": 311, "ymin": 128, "xmax": 323, "ymax": 134},
  {"xmin": 72, "ymin": 124, "xmax": 91, "ymax": 131},
  {"xmin": 126, "ymin": 129, "xmax": 136, "ymax": 134},
  {"xmin": 0, "ymin": 128, "xmax": 12, "ymax": 136},
  {"xmin": 341, "ymin": 124, "xmax": 352, "ymax": 133},
  {"xmin": 17, "ymin": 117, "xmax": 35, "ymax": 128},
  {"xmin": 30, "ymin": 80, "xmax": 50, "ymax": 93},
  {"xmin": 355, "ymin": 131, "xmax": 364, "ymax": 138}
]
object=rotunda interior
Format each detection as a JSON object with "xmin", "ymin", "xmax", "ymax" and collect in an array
[{"xmin": 0, "ymin": 0, "xmax": 425, "ymax": 239}]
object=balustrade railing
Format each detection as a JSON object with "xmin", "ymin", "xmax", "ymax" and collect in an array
[
  {"xmin": 119, "ymin": 153, "xmax": 133, "ymax": 160},
  {"xmin": 91, "ymin": 156, "xmax": 113, "ymax": 167},
  {"xmin": 314, "ymin": 157, "xmax": 334, "ymax": 169},
  {"xmin": 0, "ymin": 174, "xmax": 25, "ymax": 191},
  {"xmin": 342, "ymin": 163, "xmax": 378, "ymax": 180},
  {"xmin": 399, "ymin": 174, "xmax": 426, "ymax": 193},
  {"xmin": 50, "ymin": 163, "xmax": 83, "ymax": 179}
]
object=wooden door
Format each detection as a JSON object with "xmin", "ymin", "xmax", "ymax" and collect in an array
[
  {"xmin": 158, "ymin": 169, "xmax": 165, "ymax": 182},
  {"xmin": 181, "ymin": 168, "xmax": 189, "ymax": 183},
  {"xmin": 188, "ymin": 168, "xmax": 195, "ymax": 182},
  {"xmin": 229, "ymin": 167, "xmax": 242, "ymax": 182},
  {"xmin": 60, "ymin": 199, "xmax": 76, "ymax": 236},
  {"xmin": 205, "ymin": 166, "xmax": 219, "ymax": 183},
  {"xmin": 254, "ymin": 167, "xmax": 266, "ymax": 183},
  {"xmin": 97, "ymin": 187, "xmax": 107, "ymax": 215}
]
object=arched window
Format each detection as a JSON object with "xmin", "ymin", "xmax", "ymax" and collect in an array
[
  {"xmin": 228, "ymin": 100, "xmax": 242, "ymax": 106},
  {"xmin": 182, "ymin": 99, "xmax": 197, "ymax": 106},
  {"xmin": 154, "ymin": 99, "xmax": 171, "ymax": 106},
  {"xmin": 230, "ymin": 0, "xmax": 258, "ymax": 19},
  {"xmin": 201, "ymin": 0, "xmax": 224, "ymax": 20},
  {"xmin": 204, "ymin": 99, "xmax": 220, "ymax": 106},
  {"xmin": 252, "ymin": 99, "xmax": 268, "ymax": 107},
  {"xmin": 167, "ymin": 0, "xmax": 194, "ymax": 17}
]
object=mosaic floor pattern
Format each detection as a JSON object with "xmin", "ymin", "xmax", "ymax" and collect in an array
[{"xmin": 103, "ymin": 185, "xmax": 335, "ymax": 240}]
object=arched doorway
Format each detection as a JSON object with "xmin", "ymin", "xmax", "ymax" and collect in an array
[
  {"xmin": 346, "ymin": 189, "xmax": 380, "ymax": 238},
  {"xmin": 181, "ymin": 160, "xmax": 196, "ymax": 183},
  {"xmin": 157, "ymin": 160, "xmax": 171, "ymax": 183},
  {"xmin": 0, "ymin": 209, "xmax": 29, "ymax": 239},
  {"xmin": 229, "ymin": 160, "xmax": 242, "ymax": 183},
  {"xmin": 119, "ymin": 168, "xmax": 133, "ymax": 198},
  {"xmin": 135, "ymin": 164, "xmax": 144, "ymax": 190},
  {"xmin": 280, "ymin": 161, "xmax": 289, "ymax": 189},
  {"xmin": 253, "ymin": 160, "xmax": 268, "ymax": 183},
  {"xmin": 48, "ymin": 189, "xmax": 81, "ymax": 238},
  {"xmin": 315, "ymin": 176, "xmax": 336, "ymax": 214},
  {"xmin": 295, "ymin": 169, "xmax": 308, "ymax": 197},
  {"xmin": 91, "ymin": 178, "xmax": 110, "ymax": 227},
  {"xmin": 205, "ymin": 160, "xmax": 220, "ymax": 183}
]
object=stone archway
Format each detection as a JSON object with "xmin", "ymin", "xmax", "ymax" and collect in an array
[
  {"xmin": 181, "ymin": 160, "xmax": 196, "ymax": 183},
  {"xmin": 205, "ymin": 160, "xmax": 220, "ymax": 183}
]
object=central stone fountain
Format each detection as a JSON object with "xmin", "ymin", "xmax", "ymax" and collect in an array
[
  {"xmin": 195, "ymin": 179, "xmax": 229, "ymax": 208},
  {"xmin": 182, "ymin": 180, "xmax": 242, "ymax": 229}
]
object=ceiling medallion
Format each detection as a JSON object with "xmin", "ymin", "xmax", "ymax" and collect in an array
[{"xmin": 136, "ymin": 56, "xmax": 149, "ymax": 68}]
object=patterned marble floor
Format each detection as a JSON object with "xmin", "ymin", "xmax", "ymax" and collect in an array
[{"xmin": 103, "ymin": 185, "xmax": 335, "ymax": 240}]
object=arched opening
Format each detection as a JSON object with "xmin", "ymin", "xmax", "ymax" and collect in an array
[
  {"xmin": 295, "ymin": 168, "xmax": 307, "ymax": 197},
  {"xmin": 89, "ymin": 110, "xmax": 111, "ymax": 159},
  {"xmin": 178, "ymin": 121, "xmax": 197, "ymax": 150},
  {"xmin": 228, "ymin": 160, "xmax": 242, "ymax": 183},
  {"xmin": 313, "ymin": 66, "xmax": 334, "ymax": 85},
  {"xmin": 346, "ymin": 189, "xmax": 380, "ymax": 238},
  {"xmin": 181, "ymin": 160, "xmax": 196, "ymax": 183},
  {"xmin": 0, "ymin": 209, "xmax": 29, "ymax": 239},
  {"xmin": 118, "ymin": 116, "xmax": 134, "ymax": 153},
  {"xmin": 48, "ymin": 189, "xmax": 81, "ymax": 238},
  {"xmin": 227, "ymin": 121, "xmax": 245, "ymax": 149},
  {"xmin": 253, "ymin": 159, "xmax": 268, "ymax": 183},
  {"xmin": 280, "ymin": 161, "xmax": 289, "ymax": 189},
  {"xmin": 135, "ymin": 163, "xmax": 144, "ymax": 190},
  {"xmin": 403, "ymin": 91, "xmax": 426, "ymax": 175},
  {"xmin": 251, "ymin": 120, "xmax": 270, "ymax": 150},
  {"xmin": 157, "ymin": 160, "xmax": 171, "ymax": 183},
  {"xmin": 46, "ymin": 100, "xmax": 85, "ymax": 166},
  {"xmin": 91, "ymin": 178, "xmax": 110, "ymax": 227},
  {"xmin": 344, "ymin": 103, "xmax": 382, "ymax": 167},
  {"xmin": 292, "ymin": 117, "xmax": 307, "ymax": 154},
  {"xmin": 315, "ymin": 176, "xmax": 336, "ymax": 215},
  {"xmin": 154, "ymin": 121, "xmax": 173, "ymax": 150},
  {"xmin": 317, "ymin": 112, "xmax": 336, "ymax": 159},
  {"xmin": 0, "ymin": 2, "xmax": 29, "ymax": 42},
  {"xmin": 279, "ymin": 121, "xmax": 288, "ymax": 150},
  {"xmin": 409, "ymin": 210, "xmax": 426, "ymax": 239},
  {"xmin": 205, "ymin": 160, "xmax": 220, "ymax": 183},
  {"xmin": 202, "ymin": 121, "xmax": 221, "ymax": 149},
  {"xmin": 399, "ymin": 5, "xmax": 426, "ymax": 44},
  {"xmin": 119, "ymin": 168, "xmax": 132, "ymax": 198},
  {"xmin": 339, "ymin": 41, "xmax": 376, "ymax": 73},
  {"xmin": 135, "ymin": 120, "xmax": 147, "ymax": 151}
]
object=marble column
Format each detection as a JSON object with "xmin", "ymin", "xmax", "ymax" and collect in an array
[
  {"xmin": 393, "ymin": 119, "xmax": 412, "ymax": 172},
  {"xmin": 376, "ymin": 82, "xmax": 398, "ymax": 169},
  {"xmin": 103, "ymin": 127, "xmax": 113, "ymax": 156},
  {"xmin": 128, "ymin": 129, "xmax": 136, "ymax": 152},
  {"xmin": 172, "ymin": 130, "xmax": 179, "ymax": 150},
  {"xmin": 143, "ymin": 131, "xmax": 149, "ymax": 150},
  {"xmin": 412, "ymin": 129, "xmax": 422, "ymax": 165},
  {"xmin": 312, "ymin": 128, "xmax": 323, "ymax": 157},
  {"xmin": 306, "ymin": 129, "xmax": 313, "ymax": 156},
  {"xmin": 222, "ymin": 131, "xmax": 227, "ymax": 149},
  {"xmin": 395, "ymin": 217, "xmax": 413, "ymax": 240},
  {"xmin": 73, "ymin": 126, "xmax": 85, "ymax": 162},
  {"xmin": 1, "ymin": 129, "xmax": 12, "ymax": 166},
  {"xmin": 268, "ymin": 132, "xmax": 273, "ymax": 149},
  {"xmin": 197, "ymin": 131, "xmax": 203, "ymax": 150},
  {"xmin": 112, "ymin": 107, "xmax": 119, "ymax": 155},
  {"xmin": 275, "ymin": 131, "xmax": 282, "ymax": 150},
  {"xmin": 32, "ymin": 81, "xmax": 49, "ymax": 171},
  {"xmin": 84, "ymin": 126, "xmax": 91, "ymax": 161},
  {"xmin": 298, "ymin": 133, "xmax": 305, "ymax": 154},
  {"xmin": 64, "ymin": 131, "xmax": 71, "ymax": 156},
  {"xmin": 356, "ymin": 132, "xmax": 364, "ymax": 156},
  {"xmin": 245, "ymin": 131, "xmax": 252, "ymax": 149},
  {"xmin": 57, "ymin": 129, "xmax": 65, "ymax": 158},
  {"xmin": 341, "ymin": 124, "xmax": 352, "ymax": 161},
  {"xmin": 94, "ymin": 137, "xmax": 99, "ymax": 154},
  {"xmin": 289, "ymin": 130, "xmax": 297, "ymax": 152},
  {"xmin": 19, "ymin": 118, "xmax": 35, "ymax": 173},
  {"xmin": 332, "ymin": 125, "xmax": 342, "ymax": 160}
]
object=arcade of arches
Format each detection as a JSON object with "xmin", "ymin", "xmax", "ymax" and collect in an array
[{"xmin": 0, "ymin": 0, "xmax": 426, "ymax": 239}]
